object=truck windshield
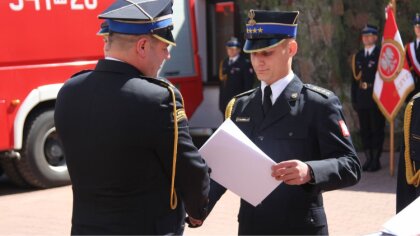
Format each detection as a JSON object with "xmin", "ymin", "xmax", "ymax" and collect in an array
[{"xmin": 159, "ymin": 0, "xmax": 196, "ymax": 79}]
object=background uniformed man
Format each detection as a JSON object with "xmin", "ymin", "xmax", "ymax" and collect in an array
[
  {"xmin": 54, "ymin": 0, "xmax": 210, "ymax": 234},
  {"xmin": 219, "ymin": 37, "xmax": 255, "ymax": 114},
  {"xmin": 405, "ymin": 14, "xmax": 420, "ymax": 101},
  {"xmin": 209, "ymin": 10, "xmax": 361, "ymax": 235},
  {"xmin": 397, "ymin": 93, "xmax": 420, "ymax": 212},
  {"xmin": 351, "ymin": 24, "xmax": 385, "ymax": 172}
]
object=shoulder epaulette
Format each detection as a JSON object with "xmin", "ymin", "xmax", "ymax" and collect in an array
[
  {"xmin": 225, "ymin": 88, "xmax": 256, "ymax": 119},
  {"xmin": 156, "ymin": 77, "xmax": 175, "ymax": 87},
  {"xmin": 411, "ymin": 92, "xmax": 420, "ymax": 101},
  {"xmin": 139, "ymin": 75, "xmax": 172, "ymax": 88},
  {"xmin": 304, "ymin": 84, "xmax": 333, "ymax": 98},
  {"xmin": 71, "ymin": 70, "xmax": 93, "ymax": 78},
  {"xmin": 234, "ymin": 88, "xmax": 257, "ymax": 98}
]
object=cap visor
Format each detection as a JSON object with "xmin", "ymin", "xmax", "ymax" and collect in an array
[
  {"xmin": 152, "ymin": 28, "xmax": 176, "ymax": 46},
  {"xmin": 243, "ymin": 38, "xmax": 285, "ymax": 53},
  {"xmin": 97, "ymin": 29, "xmax": 109, "ymax": 36}
]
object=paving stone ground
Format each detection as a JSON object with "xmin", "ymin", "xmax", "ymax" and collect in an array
[
  {"xmin": 0, "ymin": 152, "xmax": 399, "ymax": 235},
  {"xmin": 185, "ymin": 152, "xmax": 398, "ymax": 236}
]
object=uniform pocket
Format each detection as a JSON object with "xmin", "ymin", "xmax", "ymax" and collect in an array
[
  {"xmin": 274, "ymin": 128, "xmax": 307, "ymax": 162},
  {"xmin": 288, "ymin": 206, "xmax": 327, "ymax": 228}
]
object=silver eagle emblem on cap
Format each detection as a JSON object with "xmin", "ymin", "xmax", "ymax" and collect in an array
[{"xmin": 248, "ymin": 10, "xmax": 256, "ymax": 26}]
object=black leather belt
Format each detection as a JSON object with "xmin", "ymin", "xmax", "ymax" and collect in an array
[{"xmin": 359, "ymin": 81, "xmax": 373, "ymax": 90}]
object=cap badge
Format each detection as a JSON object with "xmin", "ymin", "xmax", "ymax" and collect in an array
[{"xmin": 248, "ymin": 10, "xmax": 256, "ymax": 26}]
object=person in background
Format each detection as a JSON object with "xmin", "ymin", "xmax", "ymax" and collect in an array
[
  {"xmin": 54, "ymin": 0, "xmax": 210, "ymax": 234},
  {"xmin": 405, "ymin": 13, "xmax": 420, "ymax": 102},
  {"xmin": 351, "ymin": 24, "xmax": 385, "ymax": 172},
  {"xmin": 209, "ymin": 9, "xmax": 361, "ymax": 235},
  {"xmin": 219, "ymin": 37, "xmax": 255, "ymax": 114}
]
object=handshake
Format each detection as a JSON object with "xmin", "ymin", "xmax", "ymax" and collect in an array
[{"xmin": 185, "ymin": 216, "xmax": 204, "ymax": 228}]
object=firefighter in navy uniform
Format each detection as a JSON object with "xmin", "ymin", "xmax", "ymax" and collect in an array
[
  {"xmin": 405, "ymin": 14, "xmax": 420, "ymax": 102},
  {"xmin": 54, "ymin": 0, "xmax": 210, "ymax": 235},
  {"xmin": 219, "ymin": 37, "xmax": 255, "ymax": 114},
  {"xmin": 208, "ymin": 10, "xmax": 361, "ymax": 235},
  {"xmin": 351, "ymin": 24, "xmax": 385, "ymax": 172},
  {"xmin": 397, "ymin": 93, "xmax": 420, "ymax": 212}
]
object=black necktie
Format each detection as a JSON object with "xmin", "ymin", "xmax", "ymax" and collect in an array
[{"xmin": 263, "ymin": 86, "xmax": 272, "ymax": 116}]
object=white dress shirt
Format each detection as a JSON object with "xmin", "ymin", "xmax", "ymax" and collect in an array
[
  {"xmin": 364, "ymin": 45, "xmax": 375, "ymax": 57},
  {"xmin": 105, "ymin": 56, "xmax": 123, "ymax": 62},
  {"xmin": 229, "ymin": 55, "xmax": 239, "ymax": 65},
  {"xmin": 261, "ymin": 71, "xmax": 295, "ymax": 105}
]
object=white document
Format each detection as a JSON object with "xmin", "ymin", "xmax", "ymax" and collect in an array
[
  {"xmin": 381, "ymin": 196, "xmax": 420, "ymax": 235},
  {"xmin": 199, "ymin": 119, "xmax": 281, "ymax": 206}
]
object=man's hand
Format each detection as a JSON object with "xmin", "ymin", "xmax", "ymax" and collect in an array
[
  {"xmin": 185, "ymin": 216, "xmax": 203, "ymax": 228},
  {"xmin": 271, "ymin": 160, "xmax": 312, "ymax": 185}
]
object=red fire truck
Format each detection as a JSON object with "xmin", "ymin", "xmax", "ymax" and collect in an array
[{"xmin": 0, "ymin": 0, "xmax": 237, "ymax": 188}]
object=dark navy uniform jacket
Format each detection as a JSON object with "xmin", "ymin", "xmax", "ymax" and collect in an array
[
  {"xmin": 219, "ymin": 55, "xmax": 254, "ymax": 113},
  {"xmin": 54, "ymin": 59, "xmax": 210, "ymax": 235},
  {"xmin": 397, "ymin": 93, "xmax": 420, "ymax": 212},
  {"xmin": 209, "ymin": 76, "xmax": 361, "ymax": 235},
  {"xmin": 351, "ymin": 46, "xmax": 380, "ymax": 110},
  {"xmin": 405, "ymin": 41, "xmax": 420, "ymax": 101}
]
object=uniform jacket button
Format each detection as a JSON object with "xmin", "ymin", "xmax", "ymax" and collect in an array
[
  {"xmin": 258, "ymin": 136, "xmax": 264, "ymax": 141},
  {"xmin": 288, "ymin": 132, "xmax": 293, "ymax": 137}
]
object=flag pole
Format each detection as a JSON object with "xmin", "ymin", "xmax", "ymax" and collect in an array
[
  {"xmin": 391, "ymin": 0, "xmax": 396, "ymax": 17},
  {"xmin": 389, "ymin": 0, "xmax": 396, "ymax": 177},
  {"xmin": 390, "ymin": 120, "xmax": 395, "ymax": 176}
]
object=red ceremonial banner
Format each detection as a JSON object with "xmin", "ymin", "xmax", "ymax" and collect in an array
[{"xmin": 373, "ymin": 6, "xmax": 414, "ymax": 121}]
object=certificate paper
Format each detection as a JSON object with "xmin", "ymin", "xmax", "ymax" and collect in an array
[
  {"xmin": 381, "ymin": 196, "xmax": 420, "ymax": 235},
  {"xmin": 199, "ymin": 119, "xmax": 281, "ymax": 206}
]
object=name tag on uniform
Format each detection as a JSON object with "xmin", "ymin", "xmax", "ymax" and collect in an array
[{"xmin": 236, "ymin": 117, "xmax": 250, "ymax": 122}]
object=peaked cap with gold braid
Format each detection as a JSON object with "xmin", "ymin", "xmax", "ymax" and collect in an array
[
  {"xmin": 403, "ymin": 94, "xmax": 420, "ymax": 187},
  {"xmin": 244, "ymin": 9, "xmax": 299, "ymax": 53}
]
